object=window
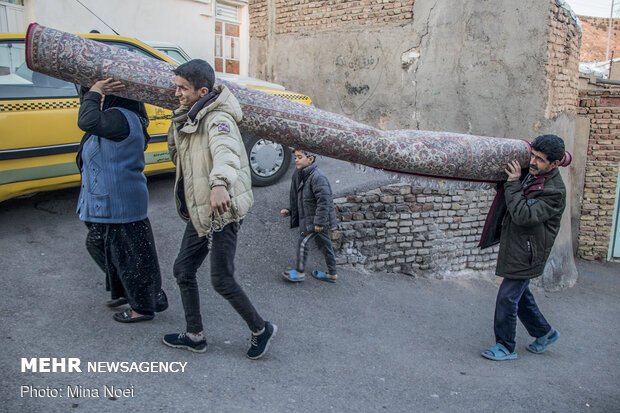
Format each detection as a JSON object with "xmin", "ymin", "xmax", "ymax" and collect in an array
[
  {"xmin": 214, "ymin": 3, "xmax": 241, "ymax": 75},
  {"xmin": 0, "ymin": 41, "xmax": 77, "ymax": 99},
  {"xmin": 157, "ymin": 48, "xmax": 189, "ymax": 64},
  {"xmin": 215, "ymin": 20, "xmax": 240, "ymax": 74}
]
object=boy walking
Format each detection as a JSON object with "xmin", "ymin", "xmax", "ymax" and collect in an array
[
  {"xmin": 281, "ymin": 150, "xmax": 338, "ymax": 283},
  {"xmin": 163, "ymin": 59, "xmax": 276, "ymax": 359}
]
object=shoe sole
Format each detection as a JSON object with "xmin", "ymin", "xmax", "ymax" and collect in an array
[
  {"xmin": 162, "ymin": 338, "xmax": 207, "ymax": 353},
  {"xmin": 247, "ymin": 324, "xmax": 278, "ymax": 360}
]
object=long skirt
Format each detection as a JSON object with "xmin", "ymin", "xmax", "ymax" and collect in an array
[{"xmin": 84, "ymin": 218, "xmax": 167, "ymax": 315}]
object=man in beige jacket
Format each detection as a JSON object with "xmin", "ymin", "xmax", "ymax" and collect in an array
[{"xmin": 162, "ymin": 59, "xmax": 276, "ymax": 359}]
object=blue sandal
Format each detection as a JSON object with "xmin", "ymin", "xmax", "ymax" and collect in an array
[
  {"xmin": 282, "ymin": 270, "xmax": 305, "ymax": 282},
  {"xmin": 481, "ymin": 343, "xmax": 517, "ymax": 361},
  {"xmin": 311, "ymin": 271, "xmax": 337, "ymax": 283},
  {"xmin": 527, "ymin": 329, "xmax": 559, "ymax": 354}
]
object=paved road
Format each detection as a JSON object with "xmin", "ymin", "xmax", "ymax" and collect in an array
[{"xmin": 1, "ymin": 158, "xmax": 618, "ymax": 412}]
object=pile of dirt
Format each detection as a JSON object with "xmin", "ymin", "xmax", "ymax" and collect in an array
[{"xmin": 578, "ymin": 15, "xmax": 620, "ymax": 62}]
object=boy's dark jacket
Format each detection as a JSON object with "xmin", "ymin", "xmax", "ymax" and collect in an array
[
  {"xmin": 479, "ymin": 168, "xmax": 566, "ymax": 279},
  {"xmin": 288, "ymin": 163, "xmax": 337, "ymax": 233}
]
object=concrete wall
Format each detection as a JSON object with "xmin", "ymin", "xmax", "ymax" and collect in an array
[
  {"xmin": 572, "ymin": 112, "xmax": 590, "ymax": 255},
  {"xmin": 21, "ymin": 0, "xmax": 216, "ymax": 62},
  {"xmin": 250, "ymin": 0, "xmax": 583, "ymax": 288},
  {"xmin": 249, "ymin": 0, "xmax": 416, "ymax": 130}
]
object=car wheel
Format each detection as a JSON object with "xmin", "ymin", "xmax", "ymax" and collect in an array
[{"xmin": 243, "ymin": 135, "xmax": 292, "ymax": 186}]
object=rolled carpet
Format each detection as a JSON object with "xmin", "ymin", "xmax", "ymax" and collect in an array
[{"xmin": 25, "ymin": 23, "xmax": 570, "ymax": 183}]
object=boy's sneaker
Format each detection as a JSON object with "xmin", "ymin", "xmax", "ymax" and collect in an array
[
  {"xmin": 162, "ymin": 332, "xmax": 207, "ymax": 353},
  {"xmin": 247, "ymin": 322, "xmax": 277, "ymax": 360}
]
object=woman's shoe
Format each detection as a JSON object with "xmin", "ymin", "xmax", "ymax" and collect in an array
[{"xmin": 113, "ymin": 308, "xmax": 154, "ymax": 323}]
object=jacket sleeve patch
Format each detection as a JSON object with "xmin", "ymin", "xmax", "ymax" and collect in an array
[
  {"xmin": 217, "ymin": 122, "xmax": 231, "ymax": 132},
  {"xmin": 526, "ymin": 198, "xmax": 539, "ymax": 206}
]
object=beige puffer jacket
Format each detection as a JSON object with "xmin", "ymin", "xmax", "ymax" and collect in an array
[{"xmin": 168, "ymin": 85, "xmax": 253, "ymax": 236}]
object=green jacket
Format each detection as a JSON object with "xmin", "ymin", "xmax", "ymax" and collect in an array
[
  {"xmin": 495, "ymin": 168, "xmax": 566, "ymax": 279},
  {"xmin": 167, "ymin": 85, "xmax": 253, "ymax": 237}
]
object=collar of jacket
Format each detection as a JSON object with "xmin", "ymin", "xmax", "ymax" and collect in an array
[
  {"xmin": 171, "ymin": 84, "xmax": 228, "ymax": 133},
  {"xmin": 522, "ymin": 167, "xmax": 558, "ymax": 195},
  {"xmin": 298, "ymin": 162, "xmax": 318, "ymax": 189},
  {"xmin": 188, "ymin": 91, "xmax": 219, "ymax": 122}
]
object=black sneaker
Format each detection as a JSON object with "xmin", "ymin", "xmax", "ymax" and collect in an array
[
  {"xmin": 162, "ymin": 333, "xmax": 207, "ymax": 353},
  {"xmin": 247, "ymin": 322, "xmax": 277, "ymax": 360}
]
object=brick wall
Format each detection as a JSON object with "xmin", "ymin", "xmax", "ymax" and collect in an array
[
  {"xmin": 545, "ymin": 1, "xmax": 581, "ymax": 118},
  {"xmin": 249, "ymin": 0, "xmax": 268, "ymax": 37},
  {"xmin": 577, "ymin": 89, "xmax": 620, "ymax": 260},
  {"xmin": 249, "ymin": 0, "xmax": 414, "ymax": 37},
  {"xmin": 331, "ymin": 183, "xmax": 499, "ymax": 278}
]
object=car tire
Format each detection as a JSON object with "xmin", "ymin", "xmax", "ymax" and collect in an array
[{"xmin": 243, "ymin": 135, "xmax": 292, "ymax": 187}]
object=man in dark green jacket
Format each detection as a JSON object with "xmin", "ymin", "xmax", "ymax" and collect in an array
[{"xmin": 482, "ymin": 134, "xmax": 566, "ymax": 361}]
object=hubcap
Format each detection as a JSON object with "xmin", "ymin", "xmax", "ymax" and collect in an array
[{"xmin": 249, "ymin": 139, "xmax": 285, "ymax": 177}]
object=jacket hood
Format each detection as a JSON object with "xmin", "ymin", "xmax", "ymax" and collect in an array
[{"xmin": 172, "ymin": 85, "xmax": 242, "ymax": 127}]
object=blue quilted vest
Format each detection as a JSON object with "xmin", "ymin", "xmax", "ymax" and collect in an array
[{"xmin": 77, "ymin": 107, "xmax": 148, "ymax": 223}]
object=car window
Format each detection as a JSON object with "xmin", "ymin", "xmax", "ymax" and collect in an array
[
  {"xmin": 157, "ymin": 48, "xmax": 188, "ymax": 64},
  {"xmin": 0, "ymin": 41, "xmax": 78, "ymax": 99}
]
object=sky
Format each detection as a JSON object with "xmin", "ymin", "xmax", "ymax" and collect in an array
[{"xmin": 563, "ymin": 0, "xmax": 618, "ymax": 18}]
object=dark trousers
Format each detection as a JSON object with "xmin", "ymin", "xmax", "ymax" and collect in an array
[
  {"xmin": 296, "ymin": 229, "xmax": 337, "ymax": 274},
  {"xmin": 173, "ymin": 221, "xmax": 265, "ymax": 334},
  {"xmin": 494, "ymin": 278, "xmax": 552, "ymax": 352},
  {"xmin": 85, "ymin": 219, "xmax": 167, "ymax": 315}
]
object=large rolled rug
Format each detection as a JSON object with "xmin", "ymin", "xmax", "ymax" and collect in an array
[{"xmin": 25, "ymin": 23, "xmax": 570, "ymax": 183}]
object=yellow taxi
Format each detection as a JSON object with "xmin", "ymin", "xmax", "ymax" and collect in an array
[{"xmin": 0, "ymin": 33, "xmax": 311, "ymax": 202}]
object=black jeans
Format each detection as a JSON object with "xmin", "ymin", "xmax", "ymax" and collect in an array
[
  {"xmin": 173, "ymin": 221, "xmax": 265, "ymax": 334},
  {"xmin": 494, "ymin": 278, "xmax": 552, "ymax": 352},
  {"xmin": 296, "ymin": 229, "xmax": 337, "ymax": 274}
]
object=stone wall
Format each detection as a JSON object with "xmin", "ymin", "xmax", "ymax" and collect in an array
[
  {"xmin": 577, "ymin": 89, "xmax": 620, "ymax": 261},
  {"xmin": 331, "ymin": 183, "xmax": 498, "ymax": 279}
]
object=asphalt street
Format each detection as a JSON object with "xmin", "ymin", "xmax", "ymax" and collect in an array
[{"xmin": 0, "ymin": 157, "xmax": 618, "ymax": 412}]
